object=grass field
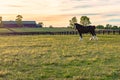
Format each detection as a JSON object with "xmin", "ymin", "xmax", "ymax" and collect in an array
[
  {"xmin": 0, "ymin": 35, "xmax": 120, "ymax": 80},
  {"xmin": 0, "ymin": 28, "xmax": 75, "ymax": 33}
]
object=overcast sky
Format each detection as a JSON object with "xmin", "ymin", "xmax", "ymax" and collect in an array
[{"xmin": 0, "ymin": 0, "xmax": 120, "ymax": 27}]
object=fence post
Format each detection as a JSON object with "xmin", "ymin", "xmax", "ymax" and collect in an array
[
  {"xmin": 98, "ymin": 30, "xmax": 100, "ymax": 34},
  {"xmin": 103, "ymin": 30, "xmax": 105, "ymax": 35},
  {"xmin": 108, "ymin": 31, "xmax": 110, "ymax": 35},
  {"xmin": 113, "ymin": 31, "xmax": 115, "ymax": 35},
  {"xmin": 73, "ymin": 31, "xmax": 75, "ymax": 35},
  {"xmin": 76, "ymin": 31, "xmax": 78, "ymax": 35}
]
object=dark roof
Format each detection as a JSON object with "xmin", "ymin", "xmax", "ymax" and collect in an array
[
  {"xmin": 2, "ymin": 21, "xmax": 38, "ymax": 28},
  {"xmin": 3, "ymin": 21, "xmax": 36, "ymax": 24}
]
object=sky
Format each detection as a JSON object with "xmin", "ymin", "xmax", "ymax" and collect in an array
[{"xmin": 0, "ymin": 0, "xmax": 120, "ymax": 27}]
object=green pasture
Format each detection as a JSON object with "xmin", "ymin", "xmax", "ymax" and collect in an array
[
  {"xmin": 0, "ymin": 35, "xmax": 120, "ymax": 80},
  {"xmin": 0, "ymin": 28, "xmax": 74, "ymax": 33},
  {"xmin": 0, "ymin": 28, "xmax": 12, "ymax": 33}
]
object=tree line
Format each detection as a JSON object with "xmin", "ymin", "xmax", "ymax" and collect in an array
[
  {"xmin": 68, "ymin": 16, "xmax": 120, "ymax": 30},
  {"xmin": 96, "ymin": 24, "xmax": 120, "ymax": 30}
]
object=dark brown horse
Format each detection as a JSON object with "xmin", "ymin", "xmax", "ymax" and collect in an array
[{"xmin": 74, "ymin": 23, "xmax": 98, "ymax": 40}]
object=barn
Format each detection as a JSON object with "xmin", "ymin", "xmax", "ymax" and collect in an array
[{"xmin": 2, "ymin": 21, "xmax": 39, "ymax": 28}]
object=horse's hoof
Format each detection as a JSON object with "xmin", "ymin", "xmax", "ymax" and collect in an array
[
  {"xmin": 89, "ymin": 38, "xmax": 92, "ymax": 40},
  {"xmin": 79, "ymin": 38, "xmax": 83, "ymax": 41}
]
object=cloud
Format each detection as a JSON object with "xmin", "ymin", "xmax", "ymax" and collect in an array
[
  {"xmin": 7, "ymin": 5, "xmax": 24, "ymax": 8},
  {"xmin": 104, "ymin": 13, "xmax": 120, "ymax": 17},
  {"xmin": 74, "ymin": 5, "xmax": 93, "ymax": 8},
  {"xmin": 78, "ymin": 13, "xmax": 100, "ymax": 16},
  {"xmin": 0, "ymin": 0, "xmax": 120, "ymax": 26},
  {"xmin": 108, "ymin": 19, "xmax": 120, "ymax": 22}
]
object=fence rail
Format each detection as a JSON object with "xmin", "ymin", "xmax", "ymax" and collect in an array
[
  {"xmin": 0, "ymin": 30, "xmax": 120, "ymax": 35},
  {"xmin": 96, "ymin": 30, "xmax": 120, "ymax": 35}
]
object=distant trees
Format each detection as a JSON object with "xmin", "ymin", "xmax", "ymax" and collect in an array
[
  {"xmin": 80, "ymin": 16, "xmax": 91, "ymax": 26},
  {"xmin": 105, "ymin": 24, "xmax": 112, "ymax": 29},
  {"xmin": 38, "ymin": 22, "xmax": 44, "ymax": 28},
  {"xmin": 96, "ymin": 25, "xmax": 104, "ymax": 29},
  {"xmin": 0, "ymin": 16, "xmax": 3, "ymax": 27},
  {"xmin": 96, "ymin": 24, "xmax": 119, "ymax": 30},
  {"xmin": 69, "ymin": 16, "xmax": 120, "ymax": 30},
  {"xmin": 69, "ymin": 16, "xmax": 77, "ymax": 28},
  {"xmin": 112, "ymin": 25, "xmax": 118, "ymax": 29},
  {"xmin": 15, "ymin": 15, "xmax": 23, "ymax": 27},
  {"xmin": 69, "ymin": 16, "xmax": 91, "ymax": 28},
  {"xmin": 71, "ymin": 16, "xmax": 77, "ymax": 23},
  {"xmin": 49, "ymin": 25, "xmax": 53, "ymax": 28},
  {"xmin": 0, "ymin": 16, "xmax": 2, "ymax": 22},
  {"xmin": 69, "ymin": 20, "xmax": 74, "ymax": 28},
  {"xmin": 68, "ymin": 16, "xmax": 119, "ymax": 30}
]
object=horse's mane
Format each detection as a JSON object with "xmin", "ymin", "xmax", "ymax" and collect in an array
[
  {"xmin": 74, "ymin": 23, "xmax": 83, "ymax": 27},
  {"xmin": 75, "ymin": 23, "xmax": 95, "ymax": 28}
]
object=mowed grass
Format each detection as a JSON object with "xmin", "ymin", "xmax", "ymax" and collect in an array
[{"xmin": 0, "ymin": 35, "xmax": 120, "ymax": 80}]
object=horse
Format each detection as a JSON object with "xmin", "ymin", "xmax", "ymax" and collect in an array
[{"xmin": 74, "ymin": 23, "xmax": 98, "ymax": 40}]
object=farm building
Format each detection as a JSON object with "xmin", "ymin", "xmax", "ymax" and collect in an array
[{"xmin": 2, "ymin": 21, "xmax": 40, "ymax": 28}]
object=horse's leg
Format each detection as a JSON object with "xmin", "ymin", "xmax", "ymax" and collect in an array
[
  {"xmin": 79, "ymin": 33, "xmax": 83, "ymax": 40},
  {"xmin": 89, "ymin": 32, "xmax": 94, "ymax": 40},
  {"xmin": 93, "ymin": 32, "xmax": 98, "ymax": 40},
  {"xmin": 91, "ymin": 32, "xmax": 98, "ymax": 40},
  {"xmin": 80, "ymin": 33, "xmax": 83, "ymax": 40},
  {"xmin": 94, "ymin": 35, "xmax": 98, "ymax": 40},
  {"xmin": 89, "ymin": 36, "xmax": 93, "ymax": 40},
  {"xmin": 89, "ymin": 36, "xmax": 95, "ymax": 40}
]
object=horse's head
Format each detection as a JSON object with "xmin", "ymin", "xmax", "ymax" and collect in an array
[{"xmin": 74, "ymin": 23, "xmax": 83, "ymax": 30}]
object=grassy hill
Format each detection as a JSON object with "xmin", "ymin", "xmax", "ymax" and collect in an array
[{"xmin": 0, "ymin": 35, "xmax": 120, "ymax": 80}]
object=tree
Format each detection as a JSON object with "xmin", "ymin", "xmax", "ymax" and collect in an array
[
  {"xmin": 112, "ymin": 25, "xmax": 118, "ymax": 30},
  {"xmin": 0, "ymin": 16, "xmax": 3, "ymax": 27},
  {"xmin": 96, "ymin": 25, "xmax": 104, "ymax": 29},
  {"xmin": 38, "ymin": 22, "xmax": 44, "ymax": 28},
  {"xmin": 15, "ymin": 15, "xmax": 23, "ymax": 27},
  {"xmin": 69, "ymin": 16, "xmax": 77, "ymax": 28},
  {"xmin": 69, "ymin": 20, "xmax": 73, "ymax": 28},
  {"xmin": 119, "ymin": 26, "xmax": 120, "ymax": 29},
  {"xmin": 105, "ymin": 24, "xmax": 112, "ymax": 29},
  {"xmin": 80, "ymin": 16, "xmax": 91, "ymax": 26},
  {"xmin": 72, "ymin": 16, "xmax": 77, "ymax": 23},
  {"xmin": 49, "ymin": 25, "xmax": 53, "ymax": 28},
  {"xmin": 0, "ymin": 16, "xmax": 2, "ymax": 22}
]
